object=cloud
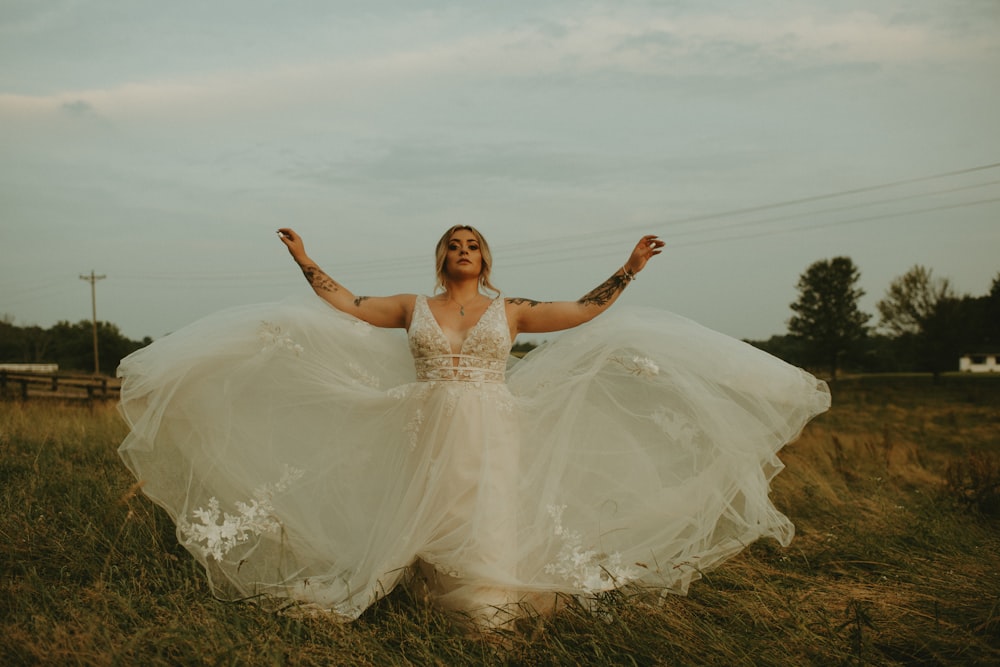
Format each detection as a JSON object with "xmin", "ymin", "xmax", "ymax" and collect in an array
[
  {"xmin": 275, "ymin": 138, "xmax": 735, "ymax": 193},
  {"xmin": 59, "ymin": 99, "xmax": 93, "ymax": 116},
  {"xmin": 3, "ymin": 4, "xmax": 992, "ymax": 125},
  {"xmin": 0, "ymin": 0, "xmax": 81, "ymax": 34}
]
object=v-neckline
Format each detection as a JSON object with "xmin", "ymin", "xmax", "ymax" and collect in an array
[{"xmin": 422, "ymin": 294, "xmax": 496, "ymax": 356}]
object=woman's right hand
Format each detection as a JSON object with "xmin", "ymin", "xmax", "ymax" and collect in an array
[{"xmin": 277, "ymin": 228, "xmax": 307, "ymax": 262}]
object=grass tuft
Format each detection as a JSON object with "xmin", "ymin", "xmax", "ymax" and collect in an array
[{"xmin": 945, "ymin": 451, "xmax": 1000, "ymax": 517}]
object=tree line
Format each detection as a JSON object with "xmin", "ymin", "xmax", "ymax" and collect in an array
[
  {"xmin": 0, "ymin": 317, "xmax": 150, "ymax": 376},
  {"xmin": 750, "ymin": 259, "xmax": 1000, "ymax": 381}
]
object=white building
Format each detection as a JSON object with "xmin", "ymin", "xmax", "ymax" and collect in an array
[
  {"xmin": 959, "ymin": 353, "xmax": 1000, "ymax": 373},
  {"xmin": 0, "ymin": 363, "xmax": 59, "ymax": 373}
]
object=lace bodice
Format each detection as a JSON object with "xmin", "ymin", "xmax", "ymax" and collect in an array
[{"xmin": 408, "ymin": 295, "xmax": 510, "ymax": 383}]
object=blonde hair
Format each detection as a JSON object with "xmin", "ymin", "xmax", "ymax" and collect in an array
[{"xmin": 434, "ymin": 225, "xmax": 500, "ymax": 295}]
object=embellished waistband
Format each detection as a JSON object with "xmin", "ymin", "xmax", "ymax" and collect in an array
[{"xmin": 413, "ymin": 354, "xmax": 506, "ymax": 384}]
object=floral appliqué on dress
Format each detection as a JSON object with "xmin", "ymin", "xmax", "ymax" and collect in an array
[
  {"xmin": 404, "ymin": 408, "xmax": 425, "ymax": 450},
  {"xmin": 258, "ymin": 321, "xmax": 304, "ymax": 355},
  {"xmin": 543, "ymin": 504, "xmax": 637, "ymax": 594},
  {"xmin": 179, "ymin": 466, "xmax": 304, "ymax": 561},
  {"xmin": 348, "ymin": 362, "xmax": 381, "ymax": 389},
  {"xmin": 651, "ymin": 409, "xmax": 699, "ymax": 449},
  {"xmin": 611, "ymin": 355, "xmax": 659, "ymax": 377}
]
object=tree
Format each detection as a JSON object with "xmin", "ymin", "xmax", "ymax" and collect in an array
[
  {"xmin": 966, "ymin": 272, "xmax": 1000, "ymax": 350},
  {"xmin": 744, "ymin": 334, "xmax": 809, "ymax": 368},
  {"xmin": 788, "ymin": 257, "xmax": 871, "ymax": 380},
  {"xmin": 987, "ymin": 273, "xmax": 1000, "ymax": 347},
  {"xmin": 877, "ymin": 265, "xmax": 961, "ymax": 381},
  {"xmin": 877, "ymin": 265, "xmax": 954, "ymax": 336},
  {"xmin": 2, "ymin": 319, "xmax": 149, "ymax": 375}
]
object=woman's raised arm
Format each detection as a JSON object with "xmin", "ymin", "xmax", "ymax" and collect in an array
[
  {"xmin": 507, "ymin": 234, "xmax": 664, "ymax": 335},
  {"xmin": 277, "ymin": 228, "xmax": 411, "ymax": 329}
]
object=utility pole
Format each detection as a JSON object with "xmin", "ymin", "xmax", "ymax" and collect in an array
[{"xmin": 80, "ymin": 270, "xmax": 106, "ymax": 374}]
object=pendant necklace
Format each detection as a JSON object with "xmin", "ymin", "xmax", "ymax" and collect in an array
[{"xmin": 449, "ymin": 293, "xmax": 469, "ymax": 316}]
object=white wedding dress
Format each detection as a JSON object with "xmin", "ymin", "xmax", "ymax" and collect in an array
[{"xmin": 118, "ymin": 293, "xmax": 829, "ymax": 624}]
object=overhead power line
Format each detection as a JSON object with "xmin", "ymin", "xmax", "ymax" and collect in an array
[
  {"xmin": 494, "ymin": 161, "xmax": 1000, "ymax": 250},
  {"xmin": 655, "ymin": 178, "xmax": 1000, "ymax": 243},
  {"xmin": 108, "ymin": 161, "xmax": 1000, "ymax": 285},
  {"xmin": 329, "ymin": 169, "xmax": 1000, "ymax": 276},
  {"xmin": 490, "ymin": 196, "xmax": 1000, "ymax": 270},
  {"xmin": 2, "ymin": 162, "xmax": 995, "ymax": 304},
  {"xmin": 315, "ymin": 161, "xmax": 1000, "ymax": 274}
]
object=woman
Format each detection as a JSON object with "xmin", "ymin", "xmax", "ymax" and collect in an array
[{"xmin": 118, "ymin": 225, "xmax": 829, "ymax": 629}]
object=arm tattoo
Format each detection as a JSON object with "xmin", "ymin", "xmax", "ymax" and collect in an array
[
  {"xmin": 300, "ymin": 265, "xmax": 340, "ymax": 293},
  {"xmin": 506, "ymin": 297, "xmax": 547, "ymax": 307},
  {"xmin": 577, "ymin": 272, "xmax": 629, "ymax": 307},
  {"xmin": 353, "ymin": 296, "xmax": 370, "ymax": 307}
]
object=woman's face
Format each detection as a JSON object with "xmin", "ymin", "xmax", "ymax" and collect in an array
[{"xmin": 445, "ymin": 229, "xmax": 483, "ymax": 279}]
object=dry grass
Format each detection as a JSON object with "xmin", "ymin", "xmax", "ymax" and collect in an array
[{"xmin": 2, "ymin": 375, "xmax": 999, "ymax": 665}]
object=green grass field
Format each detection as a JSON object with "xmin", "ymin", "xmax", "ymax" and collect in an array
[{"xmin": 2, "ymin": 375, "xmax": 998, "ymax": 665}]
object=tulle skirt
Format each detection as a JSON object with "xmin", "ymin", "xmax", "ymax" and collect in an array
[{"xmin": 117, "ymin": 295, "xmax": 830, "ymax": 622}]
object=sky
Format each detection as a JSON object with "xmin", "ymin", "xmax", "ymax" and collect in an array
[{"xmin": 1, "ymin": 0, "xmax": 998, "ymax": 345}]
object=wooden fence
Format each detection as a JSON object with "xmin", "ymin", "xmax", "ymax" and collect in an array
[{"xmin": 0, "ymin": 370, "xmax": 120, "ymax": 403}]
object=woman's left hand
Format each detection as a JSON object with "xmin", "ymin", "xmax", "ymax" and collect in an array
[{"xmin": 624, "ymin": 235, "xmax": 665, "ymax": 275}]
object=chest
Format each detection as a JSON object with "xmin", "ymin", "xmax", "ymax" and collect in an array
[{"xmin": 408, "ymin": 296, "xmax": 511, "ymax": 359}]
